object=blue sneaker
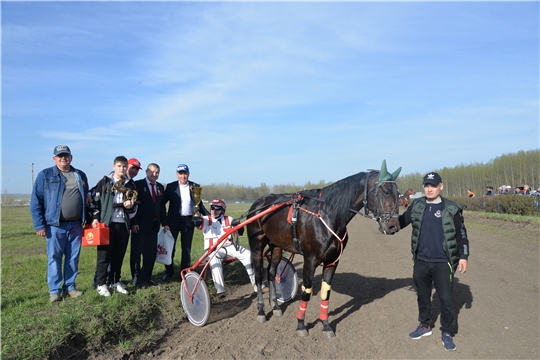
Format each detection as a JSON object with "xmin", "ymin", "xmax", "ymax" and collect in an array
[
  {"xmin": 442, "ymin": 332, "xmax": 456, "ymax": 351},
  {"xmin": 409, "ymin": 323, "xmax": 432, "ymax": 339}
]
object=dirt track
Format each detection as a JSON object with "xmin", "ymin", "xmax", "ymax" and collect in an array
[{"xmin": 118, "ymin": 213, "xmax": 539, "ymax": 359}]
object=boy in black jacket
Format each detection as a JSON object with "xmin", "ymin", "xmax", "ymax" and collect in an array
[{"xmin": 89, "ymin": 156, "xmax": 137, "ymax": 296}]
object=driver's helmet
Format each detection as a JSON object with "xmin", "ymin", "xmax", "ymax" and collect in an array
[{"xmin": 210, "ymin": 199, "xmax": 226, "ymax": 218}]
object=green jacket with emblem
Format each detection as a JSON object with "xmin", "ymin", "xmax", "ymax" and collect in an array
[{"xmin": 399, "ymin": 196, "xmax": 469, "ymax": 273}]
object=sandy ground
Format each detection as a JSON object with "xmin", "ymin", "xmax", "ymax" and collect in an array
[{"xmin": 95, "ymin": 213, "xmax": 539, "ymax": 359}]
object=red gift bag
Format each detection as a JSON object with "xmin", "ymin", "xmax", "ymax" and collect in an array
[{"xmin": 83, "ymin": 223, "xmax": 110, "ymax": 246}]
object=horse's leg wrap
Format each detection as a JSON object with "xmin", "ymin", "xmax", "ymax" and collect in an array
[
  {"xmin": 320, "ymin": 281, "xmax": 331, "ymax": 301},
  {"xmin": 296, "ymin": 300, "xmax": 308, "ymax": 321},
  {"xmin": 319, "ymin": 281, "xmax": 335, "ymax": 339},
  {"xmin": 298, "ymin": 287, "xmax": 312, "ymax": 319},
  {"xmin": 319, "ymin": 300, "xmax": 329, "ymax": 321},
  {"xmin": 320, "ymin": 300, "xmax": 335, "ymax": 339},
  {"xmin": 296, "ymin": 287, "xmax": 312, "ymax": 337}
]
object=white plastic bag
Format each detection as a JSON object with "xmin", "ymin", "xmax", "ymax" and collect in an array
[{"xmin": 156, "ymin": 228, "xmax": 175, "ymax": 265}]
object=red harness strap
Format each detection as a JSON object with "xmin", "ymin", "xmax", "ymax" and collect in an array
[
  {"xmin": 287, "ymin": 193, "xmax": 327, "ymax": 223},
  {"xmin": 287, "ymin": 205, "xmax": 294, "ymax": 224},
  {"xmin": 286, "ymin": 194, "xmax": 305, "ymax": 224},
  {"xmin": 285, "ymin": 191, "xmax": 345, "ymax": 267}
]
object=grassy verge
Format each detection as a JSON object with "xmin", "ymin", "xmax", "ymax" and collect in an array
[
  {"xmin": 1, "ymin": 204, "xmax": 252, "ymax": 360},
  {"xmin": 463, "ymin": 210, "xmax": 540, "ymax": 225}
]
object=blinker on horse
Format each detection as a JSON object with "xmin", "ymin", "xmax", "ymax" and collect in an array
[{"xmin": 246, "ymin": 160, "xmax": 401, "ymax": 339}]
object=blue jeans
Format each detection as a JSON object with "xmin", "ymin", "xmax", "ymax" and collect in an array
[{"xmin": 46, "ymin": 221, "xmax": 83, "ymax": 294}]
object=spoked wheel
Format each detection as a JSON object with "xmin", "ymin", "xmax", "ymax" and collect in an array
[
  {"xmin": 180, "ymin": 272, "xmax": 211, "ymax": 326},
  {"xmin": 264, "ymin": 257, "xmax": 298, "ymax": 304}
]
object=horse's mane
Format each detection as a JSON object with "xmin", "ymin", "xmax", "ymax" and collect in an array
[{"xmin": 301, "ymin": 171, "xmax": 373, "ymax": 220}]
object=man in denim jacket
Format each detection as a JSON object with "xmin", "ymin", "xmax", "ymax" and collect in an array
[{"xmin": 30, "ymin": 145, "xmax": 89, "ymax": 302}]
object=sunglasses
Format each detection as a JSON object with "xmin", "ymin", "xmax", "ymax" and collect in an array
[{"xmin": 210, "ymin": 206, "xmax": 223, "ymax": 210}]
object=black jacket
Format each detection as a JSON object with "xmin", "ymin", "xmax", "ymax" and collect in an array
[
  {"xmin": 162, "ymin": 180, "xmax": 209, "ymax": 231},
  {"xmin": 131, "ymin": 179, "xmax": 167, "ymax": 230}
]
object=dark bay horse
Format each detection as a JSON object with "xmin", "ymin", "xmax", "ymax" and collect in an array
[{"xmin": 246, "ymin": 160, "xmax": 402, "ymax": 338}]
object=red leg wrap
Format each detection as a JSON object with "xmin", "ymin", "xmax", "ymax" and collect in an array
[
  {"xmin": 319, "ymin": 300, "xmax": 329, "ymax": 321},
  {"xmin": 296, "ymin": 300, "xmax": 308, "ymax": 321}
]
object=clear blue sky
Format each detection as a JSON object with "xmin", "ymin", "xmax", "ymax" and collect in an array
[{"xmin": 2, "ymin": 1, "xmax": 539, "ymax": 194}]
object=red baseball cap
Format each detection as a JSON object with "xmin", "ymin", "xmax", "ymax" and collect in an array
[{"xmin": 128, "ymin": 158, "xmax": 142, "ymax": 170}]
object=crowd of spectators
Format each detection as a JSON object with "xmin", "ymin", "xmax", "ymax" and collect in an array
[{"xmin": 488, "ymin": 184, "xmax": 540, "ymax": 196}]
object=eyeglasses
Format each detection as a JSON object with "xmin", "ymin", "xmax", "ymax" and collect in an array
[{"xmin": 210, "ymin": 206, "xmax": 223, "ymax": 211}]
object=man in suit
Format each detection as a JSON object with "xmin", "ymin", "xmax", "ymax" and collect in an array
[
  {"xmin": 130, "ymin": 163, "xmax": 166, "ymax": 287},
  {"xmin": 162, "ymin": 164, "xmax": 209, "ymax": 281}
]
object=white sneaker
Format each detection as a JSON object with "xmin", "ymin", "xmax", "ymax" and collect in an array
[
  {"xmin": 111, "ymin": 282, "xmax": 129, "ymax": 295},
  {"xmin": 97, "ymin": 284, "xmax": 111, "ymax": 297}
]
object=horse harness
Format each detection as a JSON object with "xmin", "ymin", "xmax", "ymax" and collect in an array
[
  {"xmin": 244, "ymin": 174, "xmax": 397, "ymax": 266},
  {"xmin": 284, "ymin": 172, "xmax": 399, "ymax": 263},
  {"xmin": 287, "ymin": 194, "xmax": 317, "ymax": 254},
  {"xmin": 285, "ymin": 192, "xmax": 347, "ymax": 266}
]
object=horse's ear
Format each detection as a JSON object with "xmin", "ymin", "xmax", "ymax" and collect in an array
[
  {"xmin": 391, "ymin": 167, "xmax": 402, "ymax": 181},
  {"xmin": 378, "ymin": 160, "xmax": 391, "ymax": 184},
  {"xmin": 378, "ymin": 160, "xmax": 402, "ymax": 184}
]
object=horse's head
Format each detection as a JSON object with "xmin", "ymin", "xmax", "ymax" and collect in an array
[{"xmin": 368, "ymin": 160, "xmax": 401, "ymax": 235}]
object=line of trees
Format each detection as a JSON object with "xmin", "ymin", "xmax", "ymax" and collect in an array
[
  {"xmin": 201, "ymin": 180, "xmax": 334, "ymax": 203},
  {"xmin": 8, "ymin": 149, "xmax": 535, "ymax": 206},
  {"xmin": 396, "ymin": 149, "xmax": 539, "ymax": 197},
  {"xmin": 197, "ymin": 149, "xmax": 538, "ymax": 202}
]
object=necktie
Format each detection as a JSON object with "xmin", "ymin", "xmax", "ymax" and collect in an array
[{"xmin": 150, "ymin": 183, "xmax": 157, "ymax": 202}]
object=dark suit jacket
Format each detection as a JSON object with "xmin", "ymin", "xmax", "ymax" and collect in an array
[
  {"xmin": 131, "ymin": 179, "xmax": 166, "ymax": 230},
  {"xmin": 162, "ymin": 180, "xmax": 209, "ymax": 231}
]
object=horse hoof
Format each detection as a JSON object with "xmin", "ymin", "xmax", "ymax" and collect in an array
[
  {"xmin": 272, "ymin": 309, "xmax": 283, "ymax": 317},
  {"xmin": 257, "ymin": 315, "xmax": 267, "ymax": 323},
  {"xmin": 297, "ymin": 329, "xmax": 309, "ymax": 337},
  {"xmin": 323, "ymin": 330, "xmax": 336, "ymax": 339}
]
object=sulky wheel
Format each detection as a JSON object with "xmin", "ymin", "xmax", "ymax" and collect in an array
[{"xmin": 180, "ymin": 272, "xmax": 211, "ymax": 326}]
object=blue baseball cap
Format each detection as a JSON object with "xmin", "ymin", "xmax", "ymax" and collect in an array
[
  {"xmin": 53, "ymin": 145, "xmax": 71, "ymax": 156},
  {"xmin": 176, "ymin": 164, "xmax": 189, "ymax": 173}
]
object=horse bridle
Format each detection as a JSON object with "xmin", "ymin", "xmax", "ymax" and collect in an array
[{"xmin": 355, "ymin": 171, "xmax": 399, "ymax": 224}]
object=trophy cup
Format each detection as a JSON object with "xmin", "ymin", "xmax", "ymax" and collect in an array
[{"xmin": 192, "ymin": 186, "xmax": 203, "ymax": 217}]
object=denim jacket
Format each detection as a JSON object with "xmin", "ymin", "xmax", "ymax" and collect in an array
[{"xmin": 30, "ymin": 165, "xmax": 90, "ymax": 231}]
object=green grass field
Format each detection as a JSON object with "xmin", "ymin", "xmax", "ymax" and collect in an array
[{"xmin": 1, "ymin": 204, "xmax": 253, "ymax": 359}]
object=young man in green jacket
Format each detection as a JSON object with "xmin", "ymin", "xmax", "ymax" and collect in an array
[{"xmin": 399, "ymin": 172, "xmax": 469, "ymax": 351}]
